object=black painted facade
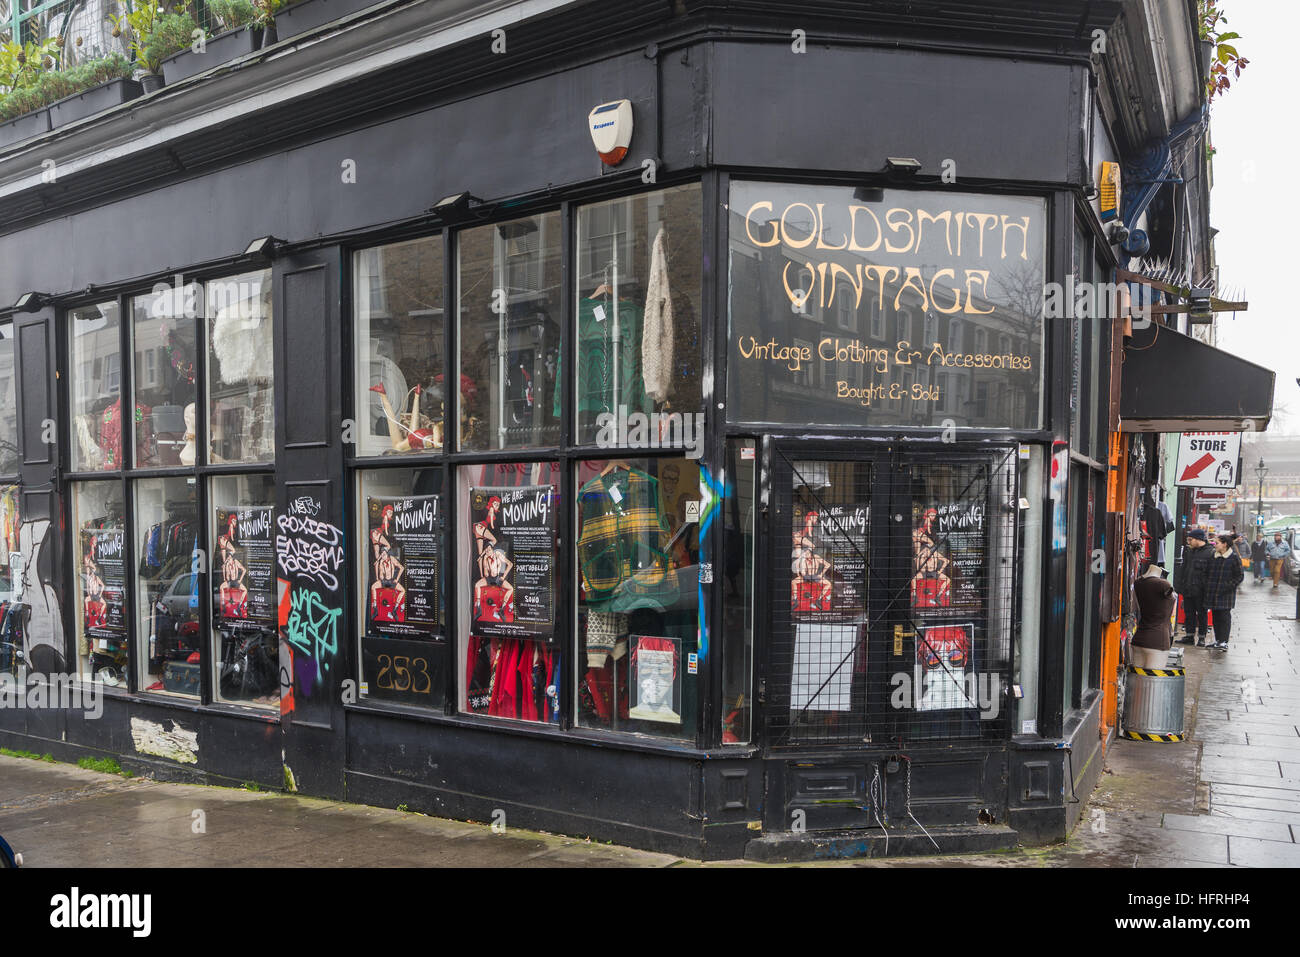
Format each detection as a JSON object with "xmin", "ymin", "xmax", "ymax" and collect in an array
[{"xmin": 0, "ymin": 0, "xmax": 1129, "ymax": 859}]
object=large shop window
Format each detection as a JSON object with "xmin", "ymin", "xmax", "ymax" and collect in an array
[
  {"xmin": 727, "ymin": 182, "xmax": 1046, "ymax": 430},
  {"xmin": 66, "ymin": 273, "xmax": 277, "ymax": 703},
  {"xmin": 574, "ymin": 184, "xmax": 703, "ymax": 447},
  {"xmin": 356, "ymin": 467, "xmax": 447, "ymax": 709},
  {"xmin": 354, "ymin": 236, "xmax": 446, "ymax": 457},
  {"xmin": 458, "ymin": 213, "xmax": 562, "ymax": 450},
  {"xmin": 574, "ymin": 456, "xmax": 700, "ymax": 741},
  {"xmin": 456, "ymin": 462, "xmax": 561, "ymax": 724}
]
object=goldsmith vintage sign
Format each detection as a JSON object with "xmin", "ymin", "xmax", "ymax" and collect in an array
[{"xmin": 728, "ymin": 183, "xmax": 1046, "ymax": 430}]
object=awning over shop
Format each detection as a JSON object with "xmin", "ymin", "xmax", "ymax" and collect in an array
[{"xmin": 1120, "ymin": 323, "xmax": 1275, "ymax": 433}]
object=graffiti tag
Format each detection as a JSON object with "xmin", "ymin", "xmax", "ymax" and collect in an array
[
  {"xmin": 284, "ymin": 586, "xmax": 341, "ymax": 684},
  {"xmin": 275, "ymin": 514, "xmax": 344, "ymax": 590}
]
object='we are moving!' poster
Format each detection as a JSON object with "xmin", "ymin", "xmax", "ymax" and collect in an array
[
  {"xmin": 366, "ymin": 496, "xmax": 443, "ymax": 640},
  {"xmin": 469, "ymin": 486, "xmax": 557, "ymax": 640},
  {"xmin": 81, "ymin": 529, "xmax": 126, "ymax": 641},
  {"xmin": 215, "ymin": 506, "xmax": 275, "ymax": 623}
]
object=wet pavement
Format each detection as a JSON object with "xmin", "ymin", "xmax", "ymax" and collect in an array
[{"xmin": 1, "ymin": 581, "xmax": 1296, "ymax": 868}]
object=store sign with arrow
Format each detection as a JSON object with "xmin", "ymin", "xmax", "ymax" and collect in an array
[{"xmin": 1175, "ymin": 431, "xmax": 1242, "ymax": 489}]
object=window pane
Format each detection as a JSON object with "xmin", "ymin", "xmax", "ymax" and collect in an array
[
  {"xmin": 457, "ymin": 213, "xmax": 562, "ymax": 450},
  {"xmin": 457, "ymin": 462, "xmax": 560, "ymax": 724},
  {"xmin": 574, "ymin": 184, "xmax": 704, "ymax": 447},
  {"xmin": 132, "ymin": 289, "xmax": 197, "ymax": 468},
  {"xmin": 354, "ymin": 236, "xmax": 446, "ymax": 457},
  {"xmin": 134, "ymin": 477, "xmax": 200, "ymax": 697},
  {"xmin": 722, "ymin": 440, "xmax": 755, "ymax": 744},
  {"xmin": 211, "ymin": 474, "xmax": 278, "ymax": 708},
  {"xmin": 0, "ymin": 323, "xmax": 16, "ymax": 474},
  {"xmin": 69, "ymin": 301, "xmax": 123, "ymax": 472},
  {"xmin": 575, "ymin": 456, "xmax": 700, "ymax": 741},
  {"xmin": 358, "ymin": 466, "xmax": 448, "ymax": 709},
  {"xmin": 207, "ymin": 270, "xmax": 275, "ymax": 464},
  {"xmin": 72, "ymin": 482, "xmax": 126, "ymax": 685}
]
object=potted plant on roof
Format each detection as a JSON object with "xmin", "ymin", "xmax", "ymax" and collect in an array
[
  {"xmin": 46, "ymin": 53, "xmax": 143, "ymax": 129},
  {"xmin": 160, "ymin": 0, "xmax": 263, "ymax": 85},
  {"xmin": 0, "ymin": 37, "xmax": 63, "ymax": 147},
  {"xmin": 109, "ymin": 2, "xmax": 198, "ymax": 93}
]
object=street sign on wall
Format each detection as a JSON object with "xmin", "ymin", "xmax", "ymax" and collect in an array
[{"xmin": 1175, "ymin": 431, "xmax": 1242, "ymax": 488}]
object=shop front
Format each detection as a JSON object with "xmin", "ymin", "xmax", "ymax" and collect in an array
[{"xmin": 0, "ymin": 0, "xmax": 1124, "ymax": 859}]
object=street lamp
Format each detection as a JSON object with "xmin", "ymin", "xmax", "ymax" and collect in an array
[{"xmin": 1255, "ymin": 457, "xmax": 1268, "ymax": 529}]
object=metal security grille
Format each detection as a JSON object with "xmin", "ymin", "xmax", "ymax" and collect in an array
[{"xmin": 765, "ymin": 446, "xmax": 1018, "ymax": 749}]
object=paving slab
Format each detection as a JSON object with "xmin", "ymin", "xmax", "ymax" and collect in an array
[
  {"xmin": 1227, "ymin": 835, "xmax": 1300, "ymax": 867},
  {"xmin": 1160, "ymin": 812, "xmax": 1293, "ymax": 843}
]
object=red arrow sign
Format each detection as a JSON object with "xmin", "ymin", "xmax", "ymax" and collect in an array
[{"xmin": 1179, "ymin": 453, "xmax": 1216, "ymax": 483}]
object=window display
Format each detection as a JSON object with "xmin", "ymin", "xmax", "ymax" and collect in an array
[
  {"xmin": 458, "ymin": 213, "xmax": 561, "ymax": 450},
  {"xmin": 354, "ymin": 236, "xmax": 447, "ymax": 457},
  {"xmin": 727, "ymin": 182, "xmax": 1046, "ymax": 430},
  {"xmin": 132, "ymin": 288, "xmax": 197, "ymax": 468},
  {"xmin": 575, "ymin": 456, "xmax": 699, "ymax": 740},
  {"xmin": 69, "ymin": 301, "xmax": 125, "ymax": 472},
  {"xmin": 211, "ymin": 475, "xmax": 277, "ymax": 707},
  {"xmin": 207, "ymin": 270, "xmax": 275, "ymax": 463},
  {"xmin": 573, "ymin": 185, "xmax": 703, "ymax": 447},
  {"xmin": 134, "ymin": 477, "xmax": 201, "ymax": 696},
  {"xmin": 72, "ymin": 483, "xmax": 125, "ymax": 685},
  {"xmin": 457, "ymin": 462, "xmax": 560, "ymax": 723}
]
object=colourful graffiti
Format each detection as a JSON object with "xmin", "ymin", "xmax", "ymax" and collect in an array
[{"xmin": 284, "ymin": 586, "xmax": 341, "ymax": 686}]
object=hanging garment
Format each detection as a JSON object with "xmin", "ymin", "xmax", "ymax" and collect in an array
[
  {"xmin": 641, "ymin": 226, "xmax": 674, "ymax": 404},
  {"xmin": 553, "ymin": 298, "xmax": 650, "ymax": 421},
  {"xmin": 575, "ymin": 467, "xmax": 677, "ymax": 610}
]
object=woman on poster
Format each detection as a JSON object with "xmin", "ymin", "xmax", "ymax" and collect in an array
[
  {"xmin": 370, "ymin": 544, "xmax": 407, "ymax": 620},
  {"xmin": 911, "ymin": 507, "xmax": 951, "ymax": 607},
  {"xmin": 83, "ymin": 549, "xmax": 107, "ymax": 628},
  {"xmin": 218, "ymin": 514, "xmax": 249, "ymax": 617}
]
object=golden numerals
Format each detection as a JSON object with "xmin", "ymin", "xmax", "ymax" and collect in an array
[{"xmin": 375, "ymin": 653, "xmax": 432, "ymax": 694}]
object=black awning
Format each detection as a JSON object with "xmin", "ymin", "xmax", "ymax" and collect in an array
[{"xmin": 1120, "ymin": 323, "xmax": 1275, "ymax": 433}]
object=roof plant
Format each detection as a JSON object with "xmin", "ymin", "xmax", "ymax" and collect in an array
[
  {"xmin": 1199, "ymin": 0, "xmax": 1249, "ymax": 103},
  {"xmin": 0, "ymin": 52, "xmax": 133, "ymax": 122},
  {"xmin": 108, "ymin": 1, "xmax": 199, "ymax": 76},
  {"xmin": 207, "ymin": 0, "xmax": 259, "ymax": 31}
]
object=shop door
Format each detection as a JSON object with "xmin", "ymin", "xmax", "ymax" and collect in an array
[{"xmin": 763, "ymin": 444, "xmax": 1018, "ymax": 753}]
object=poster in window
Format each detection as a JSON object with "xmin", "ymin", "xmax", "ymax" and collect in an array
[
  {"xmin": 628, "ymin": 635, "xmax": 681, "ymax": 724},
  {"xmin": 469, "ymin": 486, "xmax": 556, "ymax": 639},
  {"xmin": 790, "ymin": 502, "xmax": 868, "ymax": 622},
  {"xmin": 914, "ymin": 623, "xmax": 975, "ymax": 712},
  {"xmin": 366, "ymin": 495, "xmax": 443, "ymax": 640},
  {"xmin": 215, "ymin": 506, "xmax": 275, "ymax": 623},
  {"xmin": 81, "ymin": 529, "xmax": 126, "ymax": 641},
  {"xmin": 910, "ymin": 499, "xmax": 985, "ymax": 614}
]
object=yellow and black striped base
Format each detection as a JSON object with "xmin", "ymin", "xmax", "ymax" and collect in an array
[
  {"xmin": 1126, "ymin": 667, "xmax": 1185, "ymax": 677},
  {"xmin": 1120, "ymin": 730, "xmax": 1184, "ymax": 742}
]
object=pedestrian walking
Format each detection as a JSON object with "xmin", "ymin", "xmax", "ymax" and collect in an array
[
  {"xmin": 1204, "ymin": 534, "xmax": 1245, "ymax": 651},
  {"xmin": 1131, "ymin": 560, "xmax": 1176, "ymax": 668},
  {"xmin": 1265, "ymin": 532, "xmax": 1292, "ymax": 590},
  {"xmin": 1174, "ymin": 529, "xmax": 1213, "ymax": 646},
  {"xmin": 1251, "ymin": 533, "xmax": 1268, "ymax": 584}
]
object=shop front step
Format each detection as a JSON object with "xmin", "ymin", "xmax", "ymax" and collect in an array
[{"xmin": 744, "ymin": 824, "xmax": 1020, "ymax": 862}]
